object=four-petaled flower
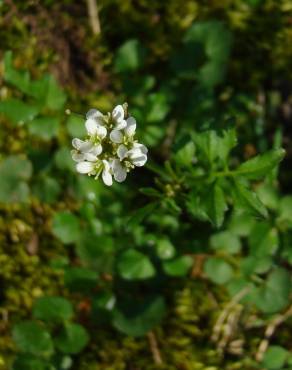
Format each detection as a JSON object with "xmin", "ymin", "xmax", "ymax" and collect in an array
[{"xmin": 71, "ymin": 103, "xmax": 148, "ymax": 186}]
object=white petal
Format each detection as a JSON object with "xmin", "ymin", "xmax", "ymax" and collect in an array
[
  {"xmin": 117, "ymin": 144, "xmax": 128, "ymax": 160},
  {"xmin": 112, "ymin": 105, "xmax": 124, "ymax": 122},
  {"xmin": 102, "ymin": 169, "xmax": 113, "ymax": 186},
  {"xmin": 76, "ymin": 161, "xmax": 95, "ymax": 174},
  {"xmin": 133, "ymin": 142, "xmax": 148, "ymax": 154},
  {"xmin": 128, "ymin": 149, "xmax": 147, "ymax": 167},
  {"xmin": 102, "ymin": 159, "xmax": 110, "ymax": 172},
  {"xmin": 125, "ymin": 117, "xmax": 136, "ymax": 136},
  {"xmin": 90, "ymin": 144, "xmax": 102, "ymax": 156},
  {"xmin": 72, "ymin": 138, "xmax": 85, "ymax": 150},
  {"xmin": 112, "ymin": 160, "xmax": 127, "ymax": 183},
  {"xmin": 71, "ymin": 150, "xmax": 85, "ymax": 162},
  {"xmin": 96, "ymin": 125, "xmax": 107, "ymax": 139},
  {"xmin": 85, "ymin": 118, "xmax": 99, "ymax": 135},
  {"xmin": 79, "ymin": 141, "xmax": 94, "ymax": 153},
  {"xmin": 115, "ymin": 119, "xmax": 127, "ymax": 130},
  {"xmin": 84, "ymin": 153, "xmax": 98, "ymax": 162},
  {"xmin": 86, "ymin": 109, "xmax": 103, "ymax": 119},
  {"xmin": 110, "ymin": 129, "xmax": 123, "ymax": 143}
]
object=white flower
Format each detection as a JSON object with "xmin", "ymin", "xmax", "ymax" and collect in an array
[
  {"xmin": 111, "ymin": 159, "xmax": 127, "ymax": 183},
  {"xmin": 71, "ymin": 138, "xmax": 102, "ymax": 162},
  {"xmin": 71, "ymin": 103, "xmax": 147, "ymax": 186},
  {"xmin": 85, "ymin": 109, "xmax": 107, "ymax": 137},
  {"xmin": 112, "ymin": 105, "xmax": 127, "ymax": 130},
  {"xmin": 110, "ymin": 116, "xmax": 136, "ymax": 144},
  {"xmin": 76, "ymin": 159, "xmax": 112, "ymax": 186},
  {"xmin": 117, "ymin": 142, "xmax": 148, "ymax": 166}
]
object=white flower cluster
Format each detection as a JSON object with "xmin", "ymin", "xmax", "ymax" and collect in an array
[{"xmin": 71, "ymin": 104, "xmax": 148, "ymax": 186}]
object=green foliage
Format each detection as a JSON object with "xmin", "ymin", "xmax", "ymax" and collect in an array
[
  {"xmin": 33, "ymin": 296, "xmax": 74, "ymax": 322},
  {"xmin": 54, "ymin": 323, "xmax": 89, "ymax": 355},
  {"xmin": 0, "ymin": 156, "xmax": 32, "ymax": 203},
  {"xmin": 12, "ymin": 321, "xmax": 53, "ymax": 356},
  {"xmin": 52, "ymin": 211, "xmax": 81, "ymax": 244},
  {"xmin": 1, "ymin": 3, "xmax": 292, "ymax": 369},
  {"xmin": 204, "ymin": 257, "xmax": 234, "ymax": 285},
  {"xmin": 117, "ymin": 249, "xmax": 156, "ymax": 280},
  {"xmin": 262, "ymin": 346, "xmax": 289, "ymax": 369}
]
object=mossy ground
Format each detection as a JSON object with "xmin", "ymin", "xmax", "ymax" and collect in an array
[{"xmin": 1, "ymin": 1, "xmax": 292, "ymax": 369}]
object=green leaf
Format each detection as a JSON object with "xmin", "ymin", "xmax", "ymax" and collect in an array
[
  {"xmin": 12, "ymin": 354, "xmax": 48, "ymax": 370},
  {"xmin": 117, "ymin": 249, "xmax": 155, "ymax": 280},
  {"xmin": 66, "ymin": 115, "xmax": 86, "ymax": 138},
  {"xmin": 278, "ymin": 196, "xmax": 292, "ymax": 227},
  {"xmin": 52, "ymin": 211, "xmax": 81, "ymax": 244},
  {"xmin": 252, "ymin": 268, "xmax": 291, "ymax": 313},
  {"xmin": 183, "ymin": 21, "xmax": 232, "ymax": 88},
  {"xmin": 4, "ymin": 51, "xmax": 31, "ymax": 95},
  {"xmin": 28, "ymin": 117, "xmax": 59, "ymax": 140},
  {"xmin": 194, "ymin": 129, "xmax": 236, "ymax": 165},
  {"xmin": 174, "ymin": 141, "xmax": 195, "ymax": 167},
  {"xmin": 248, "ymin": 222, "xmax": 279, "ymax": 257},
  {"xmin": 204, "ymin": 257, "xmax": 234, "ymax": 285},
  {"xmin": 145, "ymin": 92, "xmax": 170, "ymax": 124},
  {"xmin": 127, "ymin": 202, "xmax": 158, "ymax": 228},
  {"xmin": 0, "ymin": 99, "xmax": 39, "ymax": 125},
  {"xmin": 236, "ymin": 149, "xmax": 285, "ymax": 180},
  {"xmin": 204, "ymin": 183, "xmax": 227, "ymax": 228},
  {"xmin": 64, "ymin": 267, "xmax": 98, "ymax": 292},
  {"xmin": 33, "ymin": 296, "xmax": 74, "ymax": 322},
  {"xmin": 76, "ymin": 233, "xmax": 114, "ymax": 273},
  {"xmin": 232, "ymin": 180, "xmax": 268, "ymax": 218},
  {"xmin": 32, "ymin": 177, "xmax": 61, "ymax": 204},
  {"xmin": 12, "ymin": 321, "xmax": 53, "ymax": 356},
  {"xmin": 163, "ymin": 255, "xmax": 193, "ymax": 277},
  {"xmin": 113, "ymin": 296, "xmax": 165, "ymax": 336},
  {"xmin": 114, "ymin": 39, "xmax": 146, "ymax": 73},
  {"xmin": 55, "ymin": 323, "xmax": 89, "ymax": 354},
  {"xmin": 0, "ymin": 156, "xmax": 32, "ymax": 203},
  {"xmin": 156, "ymin": 239, "xmax": 176, "ymax": 260},
  {"xmin": 210, "ymin": 231, "xmax": 241, "ymax": 254},
  {"xmin": 256, "ymin": 183, "xmax": 279, "ymax": 210},
  {"xmin": 241, "ymin": 256, "xmax": 273, "ymax": 276},
  {"xmin": 30, "ymin": 74, "xmax": 66, "ymax": 110},
  {"xmin": 262, "ymin": 346, "xmax": 288, "ymax": 369}
]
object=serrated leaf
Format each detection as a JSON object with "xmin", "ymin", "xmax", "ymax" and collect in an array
[
  {"xmin": 232, "ymin": 180, "xmax": 268, "ymax": 218},
  {"xmin": 28, "ymin": 116, "xmax": 59, "ymax": 139},
  {"xmin": 236, "ymin": 149, "xmax": 285, "ymax": 180},
  {"xmin": 204, "ymin": 183, "xmax": 227, "ymax": 228},
  {"xmin": 0, "ymin": 99, "xmax": 39, "ymax": 125},
  {"xmin": 4, "ymin": 51, "xmax": 31, "ymax": 94}
]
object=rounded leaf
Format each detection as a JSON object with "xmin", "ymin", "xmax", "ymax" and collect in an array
[
  {"xmin": 117, "ymin": 249, "xmax": 155, "ymax": 280},
  {"xmin": 12, "ymin": 321, "xmax": 53, "ymax": 356},
  {"xmin": 33, "ymin": 296, "xmax": 74, "ymax": 322},
  {"xmin": 55, "ymin": 323, "xmax": 89, "ymax": 354}
]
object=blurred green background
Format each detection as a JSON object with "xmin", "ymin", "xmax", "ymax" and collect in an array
[{"xmin": 1, "ymin": 0, "xmax": 292, "ymax": 369}]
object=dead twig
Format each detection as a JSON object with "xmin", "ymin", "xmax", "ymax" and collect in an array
[
  {"xmin": 86, "ymin": 0, "xmax": 101, "ymax": 35},
  {"xmin": 212, "ymin": 287, "xmax": 250, "ymax": 343},
  {"xmin": 256, "ymin": 304, "xmax": 292, "ymax": 362},
  {"xmin": 147, "ymin": 331, "xmax": 163, "ymax": 365}
]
